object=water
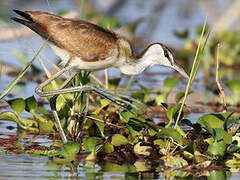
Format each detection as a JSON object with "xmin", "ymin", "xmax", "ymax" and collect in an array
[{"xmin": 0, "ymin": 0, "xmax": 239, "ymax": 179}]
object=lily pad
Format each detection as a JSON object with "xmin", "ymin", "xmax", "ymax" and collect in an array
[
  {"xmin": 111, "ymin": 134, "xmax": 129, "ymax": 146},
  {"xmin": 6, "ymin": 98, "xmax": 25, "ymax": 114},
  {"xmin": 133, "ymin": 142, "xmax": 152, "ymax": 156},
  {"xmin": 157, "ymin": 127, "xmax": 183, "ymax": 145},
  {"xmin": 208, "ymin": 141, "xmax": 227, "ymax": 156}
]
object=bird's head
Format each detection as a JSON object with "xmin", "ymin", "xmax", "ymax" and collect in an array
[{"xmin": 140, "ymin": 43, "xmax": 189, "ymax": 79}]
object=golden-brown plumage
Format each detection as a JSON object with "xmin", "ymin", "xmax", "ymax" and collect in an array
[{"xmin": 12, "ymin": 10, "xmax": 120, "ymax": 62}]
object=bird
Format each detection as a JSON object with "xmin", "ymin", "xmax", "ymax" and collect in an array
[{"xmin": 11, "ymin": 10, "xmax": 189, "ymax": 143}]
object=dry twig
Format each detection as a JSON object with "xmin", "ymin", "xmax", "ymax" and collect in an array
[{"xmin": 215, "ymin": 43, "xmax": 227, "ymax": 112}]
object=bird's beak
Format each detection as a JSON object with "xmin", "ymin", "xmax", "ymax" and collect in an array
[{"xmin": 172, "ymin": 63, "xmax": 189, "ymax": 79}]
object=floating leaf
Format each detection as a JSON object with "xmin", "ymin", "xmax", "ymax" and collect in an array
[
  {"xmin": 111, "ymin": 134, "xmax": 129, "ymax": 146},
  {"xmin": 155, "ymin": 92, "xmax": 168, "ymax": 105},
  {"xmin": 157, "ymin": 128, "xmax": 183, "ymax": 145},
  {"xmin": 102, "ymin": 143, "xmax": 114, "ymax": 153},
  {"xmin": 175, "ymin": 91, "xmax": 193, "ymax": 103},
  {"xmin": 134, "ymin": 160, "xmax": 151, "ymax": 172},
  {"xmin": 214, "ymin": 128, "xmax": 232, "ymax": 144},
  {"xmin": 225, "ymin": 80, "xmax": 240, "ymax": 94},
  {"xmin": 83, "ymin": 137, "xmax": 102, "ymax": 152},
  {"xmin": 133, "ymin": 142, "xmax": 152, "ymax": 156},
  {"xmin": 108, "ymin": 78, "xmax": 121, "ymax": 90},
  {"xmin": 197, "ymin": 114, "xmax": 225, "ymax": 132},
  {"xmin": 153, "ymin": 139, "xmax": 168, "ymax": 148},
  {"xmin": 61, "ymin": 141, "xmax": 80, "ymax": 158},
  {"xmin": 6, "ymin": 98, "xmax": 25, "ymax": 114},
  {"xmin": 101, "ymin": 161, "xmax": 131, "ymax": 172},
  {"xmin": 25, "ymin": 96, "xmax": 38, "ymax": 112},
  {"xmin": 208, "ymin": 170, "xmax": 226, "ymax": 180},
  {"xmin": 208, "ymin": 141, "xmax": 227, "ymax": 156},
  {"xmin": 166, "ymin": 104, "xmax": 182, "ymax": 127},
  {"xmin": 164, "ymin": 77, "xmax": 179, "ymax": 92},
  {"xmin": 0, "ymin": 111, "xmax": 19, "ymax": 123},
  {"xmin": 226, "ymin": 159, "xmax": 240, "ymax": 168}
]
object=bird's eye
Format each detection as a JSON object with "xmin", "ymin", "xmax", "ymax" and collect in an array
[{"xmin": 164, "ymin": 50, "xmax": 169, "ymax": 58}]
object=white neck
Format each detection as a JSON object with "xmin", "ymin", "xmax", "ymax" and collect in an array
[{"xmin": 118, "ymin": 45, "xmax": 166, "ymax": 75}]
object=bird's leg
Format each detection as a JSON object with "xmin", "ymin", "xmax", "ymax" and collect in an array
[
  {"xmin": 49, "ymin": 73, "xmax": 76, "ymax": 143},
  {"xmin": 35, "ymin": 66, "xmax": 73, "ymax": 143},
  {"xmin": 93, "ymin": 86, "xmax": 145, "ymax": 107},
  {"xmin": 35, "ymin": 67, "xmax": 145, "ymax": 143}
]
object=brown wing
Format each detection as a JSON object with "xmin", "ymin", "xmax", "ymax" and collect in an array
[{"xmin": 12, "ymin": 10, "xmax": 118, "ymax": 61}]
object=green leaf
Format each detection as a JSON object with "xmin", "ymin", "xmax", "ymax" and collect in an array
[
  {"xmin": 175, "ymin": 91, "xmax": 193, "ymax": 103},
  {"xmin": 163, "ymin": 77, "xmax": 179, "ymax": 92},
  {"xmin": 226, "ymin": 159, "xmax": 240, "ymax": 168},
  {"xmin": 173, "ymin": 29, "xmax": 189, "ymax": 39},
  {"xmin": 108, "ymin": 78, "xmax": 121, "ymax": 90},
  {"xmin": 6, "ymin": 98, "xmax": 25, "ymax": 114},
  {"xmin": 225, "ymin": 80, "xmax": 240, "ymax": 94},
  {"xmin": 208, "ymin": 170, "xmax": 226, "ymax": 180},
  {"xmin": 25, "ymin": 96, "xmax": 38, "ymax": 112},
  {"xmin": 93, "ymin": 115, "xmax": 105, "ymax": 138},
  {"xmin": 133, "ymin": 142, "xmax": 152, "ymax": 156},
  {"xmin": 214, "ymin": 128, "xmax": 232, "ymax": 144},
  {"xmin": 153, "ymin": 139, "xmax": 168, "ymax": 148},
  {"xmin": 111, "ymin": 134, "xmax": 129, "ymax": 146},
  {"xmin": 0, "ymin": 111, "xmax": 19, "ymax": 123},
  {"xmin": 157, "ymin": 127, "xmax": 183, "ymax": 145},
  {"xmin": 126, "ymin": 124, "xmax": 140, "ymax": 137},
  {"xmin": 83, "ymin": 137, "xmax": 102, "ymax": 152},
  {"xmin": 197, "ymin": 114, "xmax": 225, "ymax": 132},
  {"xmin": 155, "ymin": 92, "xmax": 168, "ymax": 105},
  {"xmin": 208, "ymin": 141, "xmax": 227, "ymax": 156},
  {"xmin": 102, "ymin": 143, "xmax": 114, "ymax": 153},
  {"xmin": 120, "ymin": 110, "xmax": 136, "ymax": 122},
  {"xmin": 166, "ymin": 104, "xmax": 182, "ymax": 127},
  {"xmin": 61, "ymin": 141, "xmax": 80, "ymax": 158}
]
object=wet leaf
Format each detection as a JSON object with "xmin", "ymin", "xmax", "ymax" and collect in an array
[
  {"xmin": 208, "ymin": 170, "xmax": 226, "ymax": 180},
  {"xmin": 108, "ymin": 78, "xmax": 121, "ymax": 90},
  {"xmin": 61, "ymin": 141, "xmax": 80, "ymax": 158},
  {"xmin": 166, "ymin": 104, "xmax": 182, "ymax": 127},
  {"xmin": 101, "ymin": 161, "xmax": 131, "ymax": 172},
  {"xmin": 134, "ymin": 160, "xmax": 151, "ymax": 172},
  {"xmin": 197, "ymin": 114, "xmax": 225, "ymax": 132},
  {"xmin": 173, "ymin": 29, "xmax": 189, "ymax": 39},
  {"xmin": 208, "ymin": 141, "xmax": 227, "ymax": 156},
  {"xmin": 111, "ymin": 134, "xmax": 129, "ymax": 146},
  {"xmin": 157, "ymin": 128, "xmax": 183, "ymax": 145},
  {"xmin": 164, "ymin": 77, "xmax": 179, "ymax": 92},
  {"xmin": 214, "ymin": 128, "xmax": 232, "ymax": 144},
  {"xmin": 133, "ymin": 142, "xmax": 152, "ymax": 156},
  {"xmin": 120, "ymin": 110, "xmax": 136, "ymax": 122},
  {"xmin": 153, "ymin": 139, "xmax": 168, "ymax": 148},
  {"xmin": 226, "ymin": 159, "xmax": 240, "ymax": 168},
  {"xmin": 90, "ymin": 114, "xmax": 105, "ymax": 138},
  {"xmin": 175, "ymin": 91, "xmax": 193, "ymax": 103},
  {"xmin": 102, "ymin": 143, "xmax": 114, "ymax": 153},
  {"xmin": 0, "ymin": 111, "xmax": 19, "ymax": 123},
  {"xmin": 83, "ymin": 137, "xmax": 102, "ymax": 152},
  {"xmin": 6, "ymin": 98, "xmax": 25, "ymax": 114},
  {"xmin": 25, "ymin": 96, "xmax": 38, "ymax": 112},
  {"xmin": 126, "ymin": 124, "xmax": 140, "ymax": 137},
  {"xmin": 155, "ymin": 92, "xmax": 168, "ymax": 105},
  {"xmin": 225, "ymin": 80, "xmax": 240, "ymax": 94}
]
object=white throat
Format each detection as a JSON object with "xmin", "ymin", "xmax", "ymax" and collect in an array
[{"xmin": 118, "ymin": 45, "xmax": 168, "ymax": 75}]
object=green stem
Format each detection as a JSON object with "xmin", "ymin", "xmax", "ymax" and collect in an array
[
  {"xmin": 124, "ymin": 75, "xmax": 135, "ymax": 94},
  {"xmin": 174, "ymin": 16, "xmax": 208, "ymax": 128}
]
